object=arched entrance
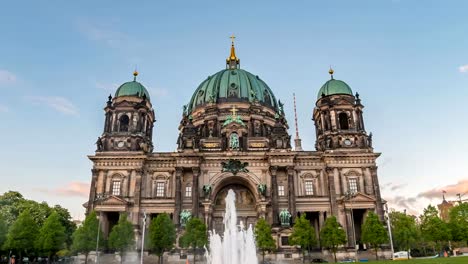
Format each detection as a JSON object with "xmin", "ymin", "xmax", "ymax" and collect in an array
[{"xmin": 212, "ymin": 183, "xmax": 258, "ymax": 234}]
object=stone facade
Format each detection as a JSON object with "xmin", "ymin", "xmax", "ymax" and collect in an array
[{"xmin": 85, "ymin": 46, "xmax": 385, "ymax": 253}]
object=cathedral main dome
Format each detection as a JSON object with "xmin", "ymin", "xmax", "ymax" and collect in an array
[{"xmin": 187, "ymin": 68, "xmax": 278, "ymax": 113}]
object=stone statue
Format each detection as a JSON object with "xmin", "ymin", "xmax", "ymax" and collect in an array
[
  {"xmin": 182, "ymin": 105, "xmax": 187, "ymax": 116},
  {"xmin": 278, "ymin": 100, "xmax": 284, "ymax": 115},
  {"xmin": 230, "ymin": 133, "xmax": 239, "ymax": 150},
  {"xmin": 368, "ymin": 132, "xmax": 373, "ymax": 147},
  {"xmin": 203, "ymin": 184, "xmax": 212, "ymax": 198},
  {"xmin": 257, "ymin": 184, "xmax": 267, "ymax": 196},
  {"xmin": 279, "ymin": 209, "xmax": 292, "ymax": 227},
  {"xmin": 180, "ymin": 210, "xmax": 192, "ymax": 227},
  {"xmin": 96, "ymin": 137, "xmax": 103, "ymax": 151}
]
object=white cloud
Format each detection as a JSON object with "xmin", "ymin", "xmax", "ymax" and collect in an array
[
  {"xmin": 459, "ymin": 65, "xmax": 468, "ymax": 73},
  {"xmin": 148, "ymin": 87, "xmax": 169, "ymax": 98},
  {"xmin": 0, "ymin": 104, "xmax": 8, "ymax": 113},
  {"xmin": 34, "ymin": 181, "xmax": 89, "ymax": 198},
  {"xmin": 0, "ymin": 69, "xmax": 17, "ymax": 85},
  {"xmin": 28, "ymin": 96, "xmax": 79, "ymax": 116},
  {"xmin": 96, "ymin": 81, "xmax": 119, "ymax": 92},
  {"xmin": 75, "ymin": 19, "xmax": 137, "ymax": 49}
]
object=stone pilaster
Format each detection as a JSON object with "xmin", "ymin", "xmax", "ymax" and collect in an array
[
  {"xmin": 287, "ymin": 166, "xmax": 297, "ymax": 221},
  {"xmin": 371, "ymin": 166, "xmax": 385, "ymax": 221},
  {"xmin": 87, "ymin": 169, "xmax": 98, "ymax": 213},
  {"xmin": 174, "ymin": 168, "xmax": 183, "ymax": 225},
  {"xmin": 326, "ymin": 167, "xmax": 339, "ymax": 217},
  {"xmin": 192, "ymin": 167, "xmax": 200, "ymax": 217},
  {"xmin": 269, "ymin": 166, "xmax": 279, "ymax": 226}
]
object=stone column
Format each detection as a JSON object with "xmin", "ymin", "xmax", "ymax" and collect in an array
[
  {"xmin": 269, "ymin": 166, "xmax": 279, "ymax": 226},
  {"xmin": 192, "ymin": 167, "xmax": 200, "ymax": 218},
  {"xmin": 345, "ymin": 209, "xmax": 355, "ymax": 247},
  {"xmin": 287, "ymin": 166, "xmax": 297, "ymax": 221},
  {"xmin": 174, "ymin": 168, "xmax": 183, "ymax": 225},
  {"xmin": 371, "ymin": 166, "xmax": 385, "ymax": 221},
  {"xmin": 327, "ymin": 168, "xmax": 339, "ymax": 217}
]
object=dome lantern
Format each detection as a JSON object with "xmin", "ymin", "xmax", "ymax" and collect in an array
[{"xmin": 226, "ymin": 34, "xmax": 240, "ymax": 69}]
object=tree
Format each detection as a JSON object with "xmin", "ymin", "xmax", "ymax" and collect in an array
[
  {"xmin": 420, "ymin": 206, "xmax": 451, "ymax": 254},
  {"xmin": 361, "ymin": 212, "xmax": 388, "ymax": 260},
  {"xmin": 289, "ymin": 215, "xmax": 316, "ymax": 263},
  {"xmin": 35, "ymin": 211, "xmax": 66, "ymax": 264},
  {"xmin": 108, "ymin": 213, "xmax": 135, "ymax": 264},
  {"xmin": 448, "ymin": 203, "xmax": 468, "ymax": 243},
  {"xmin": 3, "ymin": 210, "xmax": 39, "ymax": 264},
  {"xmin": 390, "ymin": 211, "xmax": 418, "ymax": 258},
  {"xmin": 148, "ymin": 213, "xmax": 176, "ymax": 264},
  {"xmin": 254, "ymin": 218, "xmax": 276, "ymax": 264},
  {"xmin": 71, "ymin": 211, "xmax": 103, "ymax": 264},
  {"xmin": 53, "ymin": 205, "xmax": 77, "ymax": 248},
  {"xmin": 320, "ymin": 216, "xmax": 346, "ymax": 263},
  {"xmin": 0, "ymin": 215, "xmax": 8, "ymax": 254},
  {"xmin": 0, "ymin": 191, "xmax": 25, "ymax": 226},
  {"xmin": 179, "ymin": 217, "xmax": 207, "ymax": 264}
]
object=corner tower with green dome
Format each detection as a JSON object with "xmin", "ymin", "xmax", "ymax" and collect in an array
[
  {"xmin": 313, "ymin": 68, "xmax": 372, "ymax": 151},
  {"xmin": 95, "ymin": 71, "xmax": 155, "ymax": 153}
]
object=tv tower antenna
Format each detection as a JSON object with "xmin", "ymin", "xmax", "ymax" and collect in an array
[{"xmin": 293, "ymin": 93, "xmax": 303, "ymax": 151}]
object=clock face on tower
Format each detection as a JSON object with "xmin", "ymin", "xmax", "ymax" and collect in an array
[
  {"xmin": 344, "ymin": 138, "xmax": 352, "ymax": 146},
  {"xmin": 117, "ymin": 141, "xmax": 125, "ymax": 148}
]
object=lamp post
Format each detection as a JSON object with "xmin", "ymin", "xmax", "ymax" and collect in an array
[
  {"xmin": 384, "ymin": 204, "xmax": 394, "ymax": 258},
  {"xmin": 140, "ymin": 211, "xmax": 147, "ymax": 264},
  {"xmin": 344, "ymin": 191, "xmax": 358, "ymax": 263},
  {"xmin": 95, "ymin": 211, "xmax": 102, "ymax": 264}
]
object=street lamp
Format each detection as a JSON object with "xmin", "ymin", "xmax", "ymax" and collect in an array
[
  {"xmin": 384, "ymin": 204, "xmax": 394, "ymax": 258},
  {"xmin": 140, "ymin": 211, "xmax": 147, "ymax": 264},
  {"xmin": 96, "ymin": 211, "xmax": 102, "ymax": 264},
  {"xmin": 344, "ymin": 191, "xmax": 358, "ymax": 263}
]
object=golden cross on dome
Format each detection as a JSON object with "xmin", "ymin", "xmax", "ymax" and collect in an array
[
  {"xmin": 230, "ymin": 34, "xmax": 236, "ymax": 45},
  {"xmin": 231, "ymin": 105, "xmax": 238, "ymax": 117}
]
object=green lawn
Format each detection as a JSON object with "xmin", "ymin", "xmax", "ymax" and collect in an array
[{"xmin": 371, "ymin": 256, "xmax": 468, "ymax": 264}]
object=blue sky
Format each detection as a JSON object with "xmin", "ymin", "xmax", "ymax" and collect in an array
[{"xmin": 1, "ymin": 0, "xmax": 467, "ymax": 218}]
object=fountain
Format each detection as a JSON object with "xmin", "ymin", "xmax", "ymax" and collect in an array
[{"xmin": 205, "ymin": 189, "xmax": 258, "ymax": 264}]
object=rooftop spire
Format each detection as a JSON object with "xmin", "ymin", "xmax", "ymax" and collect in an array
[
  {"xmin": 226, "ymin": 34, "xmax": 240, "ymax": 69},
  {"xmin": 293, "ymin": 93, "xmax": 303, "ymax": 151},
  {"xmin": 329, "ymin": 66, "xmax": 334, "ymax": 79}
]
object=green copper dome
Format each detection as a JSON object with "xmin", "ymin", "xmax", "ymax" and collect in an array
[
  {"xmin": 187, "ymin": 68, "xmax": 278, "ymax": 113},
  {"xmin": 317, "ymin": 78, "xmax": 353, "ymax": 99},
  {"xmin": 115, "ymin": 73, "xmax": 151, "ymax": 101}
]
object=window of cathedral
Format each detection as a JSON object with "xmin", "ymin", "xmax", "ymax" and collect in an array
[
  {"xmin": 305, "ymin": 181, "xmax": 314, "ymax": 196},
  {"xmin": 278, "ymin": 185, "xmax": 285, "ymax": 196},
  {"xmin": 185, "ymin": 186, "xmax": 192, "ymax": 197},
  {"xmin": 112, "ymin": 180, "xmax": 121, "ymax": 196},
  {"xmin": 338, "ymin": 112, "xmax": 349, "ymax": 130},
  {"xmin": 348, "ymin": 178, "xmax": 358, "ymax": 193},
  {"xmin": 281, "ymin": 236, "xmax": 289, "ymax": 246},
  {"xmin": 119, "ymin": 114, "xmax": 130, "ymax": 132},
  {"xmin": 155, "ymin": 182, "xmax": 165, "ymax": 197}
]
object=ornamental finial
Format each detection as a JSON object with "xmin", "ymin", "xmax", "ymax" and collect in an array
[
  {"xmin": 329, "ymin": 66, "xmax": 334, "ymax": 79},
  {"xmin": 227, "ymin": 34, "xmax": 240, "ymax": 69},
  {"xmin": 133, "ymin": 68, "xmax": 139, "ymax": 81}
]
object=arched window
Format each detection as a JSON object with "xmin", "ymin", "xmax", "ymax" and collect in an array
[
  {"xmin": 338, "ymin": 112, "xmax": 349, "ymax": 130},
  {"xmin": 119, "ymin": 115, "xmax": 129, "ymax": 132}
]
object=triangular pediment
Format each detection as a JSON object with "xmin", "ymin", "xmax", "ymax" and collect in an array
[
  {"xmin": 350, "ymin": 192, "xmax": 376, "ymax": 202},
  {"xmin": 98, "ymin": 195, "xmax": 129, "ymax": 206}
]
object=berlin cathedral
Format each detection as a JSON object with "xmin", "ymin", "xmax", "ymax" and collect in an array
[{"xmin": 85, "ymin": 39, "xmax": 385, "ymax": 253}]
